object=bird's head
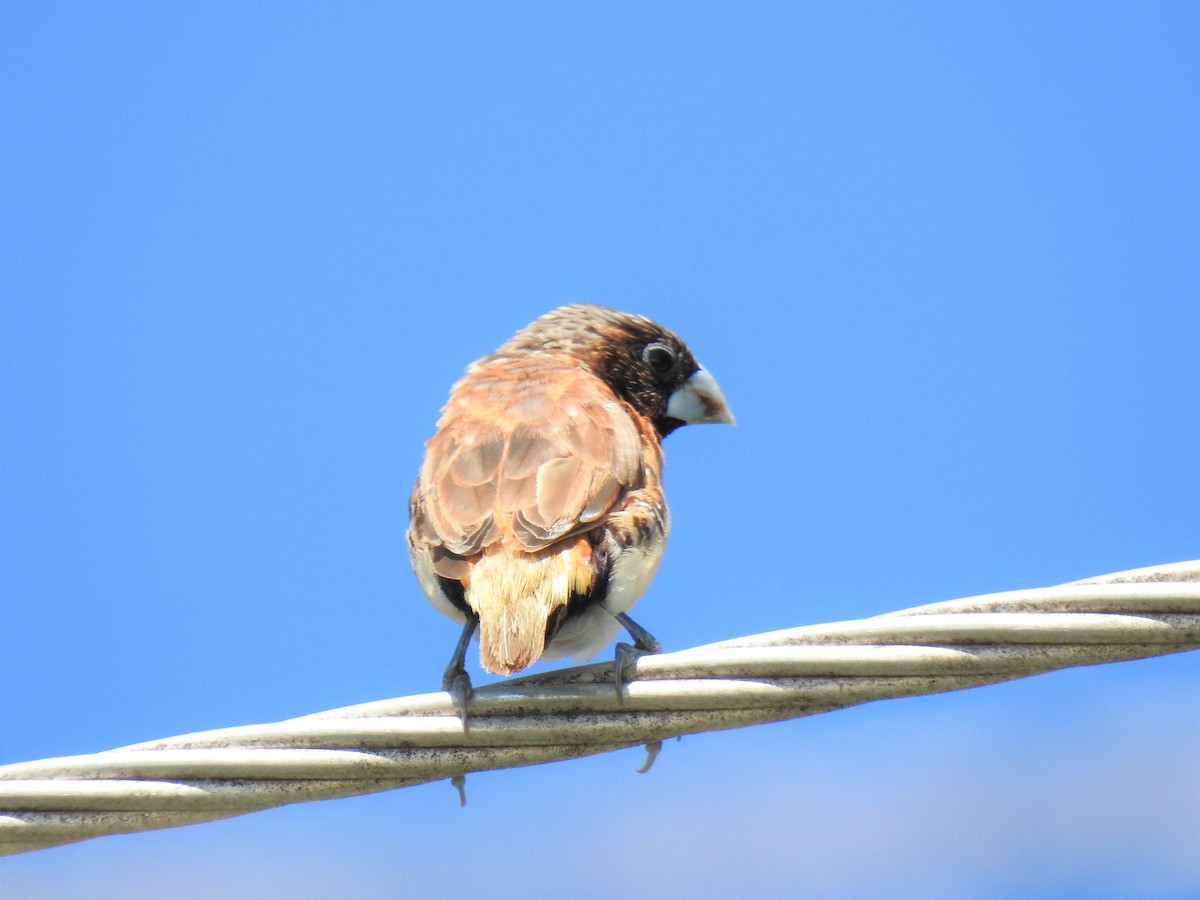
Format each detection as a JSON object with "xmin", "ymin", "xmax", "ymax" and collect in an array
[{"xmin": 495, "ymin": 303, "xmax": 735, "ymax": 439}]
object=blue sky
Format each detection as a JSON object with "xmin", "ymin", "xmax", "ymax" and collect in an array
[{"xmin": 2, "ymin": 2, "xmax": 1198, "ymax": 897}]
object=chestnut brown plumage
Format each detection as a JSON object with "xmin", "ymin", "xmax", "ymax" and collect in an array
[{"xmin": 407, "ymin": 304, "xmax": 733, "ymax": 711}]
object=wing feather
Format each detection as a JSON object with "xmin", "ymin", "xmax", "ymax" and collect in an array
[{"xmin": 413, "ymin": 356, "xmax": 649, "ymax": 557}]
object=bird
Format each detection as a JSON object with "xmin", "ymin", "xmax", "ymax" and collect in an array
[{"xmin": 407, "ymin": 303, "xmax": 734, "ymax": 715}]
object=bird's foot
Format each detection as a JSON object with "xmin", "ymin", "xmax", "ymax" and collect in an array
[
  {"xmin": 441, "ymin": 615, "xmax": 478, "ymax": 724},
  {"xmin": 636, "ymin": 740, "xmax": 663, "ymax": 774},
  {"xmin": 613, "ymin": 641, "xmax": 643, "ymax": 692},
  {"xmin": 442, "ymin": 664, "xmax": 473, "ymax": 723},
  {"xmin": 613, "ymin": 612, "xmax": 661, "ymax": 695},
  {"xmin": 613, "ymin": 639, "xmax": 661, "ymax": 695},
  {"xmin": 450, "ymin": 774, "xmax": 467, "ymax": 807}
]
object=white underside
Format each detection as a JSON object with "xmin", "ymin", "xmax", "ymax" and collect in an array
[
  {"xmin": 541, "ymin": 531, "xmax": 665, "ymax": 660},
  {"xmin": 411, "ymin": 528, "xmax": 667, "ymax": 663},
  {"xmin": 409, "ymin": 539, "xmax": 470, "ymax": 624}
]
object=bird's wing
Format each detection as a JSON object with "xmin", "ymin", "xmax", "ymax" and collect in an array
[{"xmin": 412, "ymin": 356, "xmax": 647, "ymax": 565}]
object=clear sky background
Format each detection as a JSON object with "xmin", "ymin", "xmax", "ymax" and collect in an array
[{"xmin": 3, "ymin": 3, "xmax": 1198, "ymax": 898}]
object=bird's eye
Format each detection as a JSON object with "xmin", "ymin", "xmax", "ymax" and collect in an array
[{"xmin": 642, "ymin": 342, "xmax": 677, "ymax": 376}]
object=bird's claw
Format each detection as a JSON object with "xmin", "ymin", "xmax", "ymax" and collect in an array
[
  {"xmin": 636, "ymin": 740, "xmax": 663, "ymax": 774},
  {"xmin": 613, "ymin": 641, "xmax": 658, "ymax": 695},
  {"xmin": 612, "ymin": 612, "xmax": 661, "ymax": 696},
  {"xmin": 450, "ymin": 774, "xmax": 467, "ymax": 806},
  {"xmin": 442, "ymin": 667, "xmax": 473, "ymax": 724}
]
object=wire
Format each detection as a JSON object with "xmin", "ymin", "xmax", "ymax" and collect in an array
[{"xmin": 2, "ymin": 560, "xmax": 1197, "ymax": 856}]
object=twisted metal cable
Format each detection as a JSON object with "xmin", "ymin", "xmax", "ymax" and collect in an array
[{"xmin": 2, "ymin": 560, "xmax": 1197, "ymax": 857}]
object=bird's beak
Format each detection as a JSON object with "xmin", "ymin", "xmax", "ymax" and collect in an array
[{"xmin": 666, "ymin": 367, "xmax": 735, "ymax": 426}]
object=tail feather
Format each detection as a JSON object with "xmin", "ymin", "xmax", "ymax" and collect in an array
[{"xmin": 469, "ymin": 541, "xmax": 592, "ymax": 675}]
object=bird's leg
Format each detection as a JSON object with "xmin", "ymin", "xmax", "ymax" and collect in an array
[
  {"xmin": 613, "ymin": 611, "xmax": 662, "ymax": 693},
  {"xmin": 442, "ymin": 615, "xmax": 478, "ymax": 722}
]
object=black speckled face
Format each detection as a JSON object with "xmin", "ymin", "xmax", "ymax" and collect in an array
[{"xmin": 590, "ymin": 323, "xmax": 699, "ymax": 437}]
